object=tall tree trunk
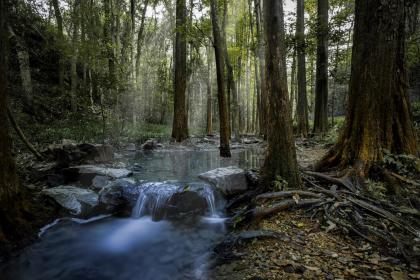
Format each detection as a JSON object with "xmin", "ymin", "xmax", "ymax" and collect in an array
[
  {"xmin": 206, "ymin": 45, "xmax": 213, "ymax": 135},
  {"xmin": 8, "ymin": 27, "xmax": 33, "ymax": 113},
  {"xmin": 290, "ymin": 47, "xmax": 297, "ymax": 118},
  {"xmin": 316, "ymin": 0, "xmax": 418, "ymax": 176},
  {"xmin": 172, "ymin": 0, "xmax": 188, "ymax": 142},
  {"xmin": 296, "ymin": 0, "xmax": 309, "ymax": 137},
  {"xmin": 52, "ymin": 0, "xmax": 65, "ymax": 95},
  {"xmin": 313, "ymin": 0, "xmax": 329, "ymax": 135},
  {"xmin": 135, "ymin": 0, "xmax": 149, "ymax": 88},
  {"xmin": 254, "ymin": 0, "xmax": 267, "ymax": 138},
  {"xmin": 71, "ymin": 0, "xmax": 80, "ymax": 112},
  {"xmin": 0, "ymin": 0, "xmax": 32, "ymax": 245},
  {"xmin": 104, "ymin": 0, "xmax": 115, "ymax": 84},
  {"xmin": 210, "ymin": 0, "xmax": 231, "ymax": 157},
  {"xmin": 262, "ymin": 0, "xmax": 300, "ymax": 188},
  {"xmin": 222, "ymin": 2, "xmax": 235, "ymax": 140}
]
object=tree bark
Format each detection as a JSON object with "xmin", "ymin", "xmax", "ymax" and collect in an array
[
  {"xmin": 8, "ymin": 27, "xmax": 33, "ymax": 113},
  {"xmin": 316, "ymin": 0, "xmax": 418, "ymax": 176},
  {"xmin": 71, "ymin": 0, "xmax": 80, "ymax": 112},
  {"xmin": 0, "ymin": 0, "xmax": 32, "ymax": 245},
  {"xmin": 296, "ymin": 0, "xmax": 309, "ymax": 137},
  {"xmin": 262, "ymin": 0, "xmax": 300, "ymax": 188},
  {"xmin": 313, "ymin": 0, "xmax": 329, "ymax": 135},
  {"xmin": 254, "ymin": 0, "xmax": 267, "ymax": 138},
  {"xmin": 206, "ymin": 44, "xmax": 213, "ymax": 135},
  {"xmin": 135, "ymin": 0, "xmax": 149, "ymax": 88},
  {"xmin": 210, "ymin": 0, "xmax": 231, "ymax": 157},
  {"xmin": 172, "ymin": 0, "xmax": 189, "ymax": 142},
  {"xmin": 52, "ymin": 0, "xmax": 65, "ymax": 95},
  {"xmin": 104, "ymin": 0, "xmax": 115, "ymax": 84}
]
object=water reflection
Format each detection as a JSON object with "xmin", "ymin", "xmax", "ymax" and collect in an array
[{"xmin": 1, "ymin": 148, "xmax": 264, "ymax": 280}]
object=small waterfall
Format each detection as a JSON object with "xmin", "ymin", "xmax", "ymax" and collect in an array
[
  {"xmin": 132, "ymin": 182, "xmax": 178, "ymax": 219},
  {"xmin": 131, "ymin": 182, "xmax": 223, "ymax": 220},
  {"xmin": 200, "ymin": 186, "xmax": 218, "ymax": 217}
]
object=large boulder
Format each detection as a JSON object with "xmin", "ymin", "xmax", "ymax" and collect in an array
[
  {"xmin": 42, "ymin": 186, "xmax": 99, "ymax": 216},
  {"xmin": 99, "ymin": 179, "xmax": 139, "ymax": 207},
  {"xmin": 199, "ymin": 166, "xmax": 248, "ymax": 196}
]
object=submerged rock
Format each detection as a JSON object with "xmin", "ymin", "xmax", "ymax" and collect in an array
[
  {"xmin": 199, "ymin": 166, "xmax": 248, "ymax": 196},
  {"xmin": 63, "ymin": 165, "xmax": 133, "ymax": 183},
  {"xmin": 42, "ymin": 186, "xmax": 99, "ymax": 216}
]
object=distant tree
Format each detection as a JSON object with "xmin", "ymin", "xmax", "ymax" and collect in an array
[
  {"xmin": 296, "ymin": 0, "xmax": 309, "ymax": 137},
  {"xmin": 206, "ymin": 44, "xmax": 213, "ymax": 136},
  {"xmin": 313, "ymin": 0, "xmax": 329, "ymax": 134},
  {"xmin": 262, "ymin": 0, "xmax": 300, "ymax": 188},
  {"xmin": 51, "ymin": 0, "xmax": 64, "ymax": 95},
  {"xmin": 172, "ymin": 0, "xmax": 189, "ymax": 142},
  {"xmin": 316, "ymin": 0, "xmax": 418, "ymax": 176},
  {"xmin": 210, "ymin": 0, "xmax": 231, "ymax": 157}
]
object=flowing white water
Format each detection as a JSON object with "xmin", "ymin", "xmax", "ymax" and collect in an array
[
  {"xmin": 132, "ymin": 182, "xmax": 222, "ymax": 219},
  {"xmin": 131, "ymin": 182, "xmax": 179, "ymax": 218}
]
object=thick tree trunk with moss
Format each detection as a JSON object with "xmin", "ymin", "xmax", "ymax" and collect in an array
[
  {"xmin": 313, "ymin": 0, "xmax": 329, "ymax": 135},
  {"xmin": 316, "ymin": 0, "xmax": 418, "ymax": 176},
  {"xmin": 0, "ymin": 0, "xmax": 31, "ymax": 246},
  {"xmin": 262, "ymin": 0, "xmax": 300, "ymax": 188},
  {"xmin": 210, "ymin": 0, "xmax": 231, "ymax": 157},
  {"xmin": 172, "ymin": 0, "xmax": 188, "ymax": 142},
  {"xmin": 296, "ymin": 0, "xmax": 309, "ymax": 137}
]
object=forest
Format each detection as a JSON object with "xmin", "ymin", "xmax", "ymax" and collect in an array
[{"xmin": 0, "ymin": 0, "xmax": 419, "ymax": 279}]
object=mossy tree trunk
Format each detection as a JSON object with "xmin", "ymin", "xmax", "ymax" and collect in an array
[
  {"xmin": 172, "ymin": 0, "xmax": 189, "ymax": 142},
  {"xmin": 316, "ymin": 0, "xmax": 418, "ymax": 176},
  {"xmin": 210, "ymin": 0, "xmax": 231, "ymax": 157},
  {"xmin": 262, "ymin": 0, "xmax": 300, "ymax": 188},
  {"xmin": 0, "ymin": 0, "xmax": 31, "ymax": 245}
]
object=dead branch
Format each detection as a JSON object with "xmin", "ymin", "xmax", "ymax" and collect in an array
[
  {"xmin": 255, "ymin": 190, "xmax": 322, "ymax": 201},
  {"xmin": 7, "ymin": 106, "xmax": 43, "ymax": 161}
]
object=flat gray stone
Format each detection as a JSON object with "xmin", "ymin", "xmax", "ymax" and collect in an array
[
  {"xmin": 42, "ymin": 186, "xmax": 99, "ymax": 215},
  {"xmin": 76, "ymin": 165, "xmax": 133, "ymax": 179},
  {"xmin": 199, "ymin": 166, "xmax": 248, "ymax": 195}
]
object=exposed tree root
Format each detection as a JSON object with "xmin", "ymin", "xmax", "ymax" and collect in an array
[
  {"xmin": 255, "ymin": 190, "xmax": 322, "ymax": 201},
  {"xmin": 228, "ymin": 174, "xmax": 420, "ymax": 264}
]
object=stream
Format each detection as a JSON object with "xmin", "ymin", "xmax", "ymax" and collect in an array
[{"xmin": 1, "ymin": 148, "xmax": 263, "ymax": 280}]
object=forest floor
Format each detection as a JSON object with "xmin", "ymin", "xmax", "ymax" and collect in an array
[
  {"xmin": 4, "ymin": 134, "xmax": 420, "ymax": 280},
  {"xmin": 210, "ymin": 141, "xmax": 420, "ymax": 280}
]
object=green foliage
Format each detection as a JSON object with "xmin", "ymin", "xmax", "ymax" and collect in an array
[
  {"xmin": 382, "ymin": 151, "xmax": 420, "ymax": 176},
  {"xmin": 273, "ymin": 176, "xmax": 288, "ymax": 191}
]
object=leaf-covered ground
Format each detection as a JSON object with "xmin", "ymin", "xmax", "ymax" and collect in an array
[
  {"xmin": 211, "ymin": 211, "xmax": 419, "ymax": 280},
  {"xmin": 210, "ymin": 140, "xmax": 420, "ymax": 280}
]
